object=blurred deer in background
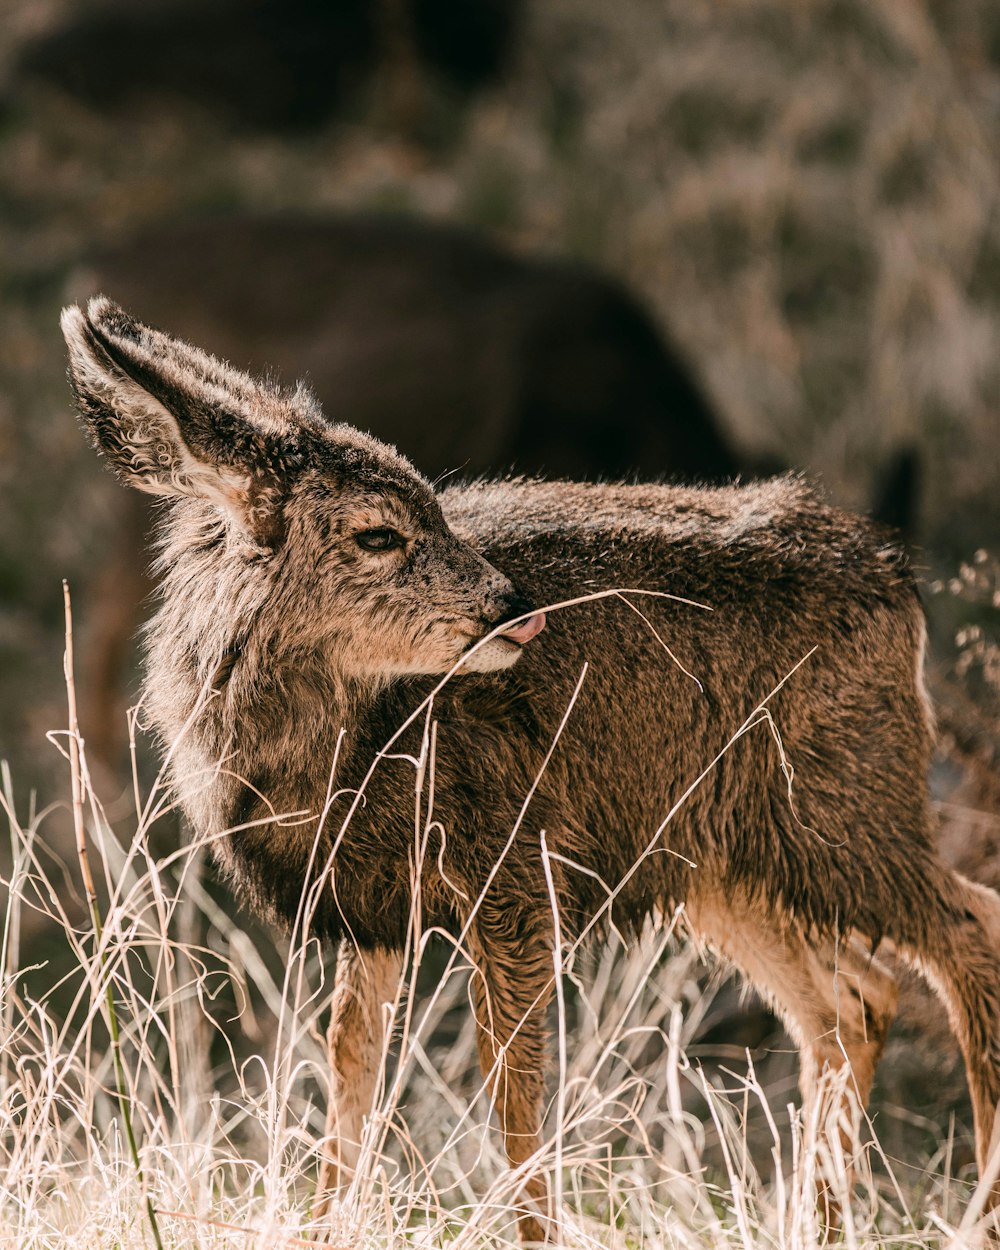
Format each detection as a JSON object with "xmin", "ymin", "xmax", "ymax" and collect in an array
[
  {"xmin": 64, "ymin": 298, "xmax": 997, "ymax": 1242},
  {"xmin": 72, "ymin": 214, "xmax": 749, "ymax": 767},
  {"xmin": 15, "ymin": 0, "xmax": 521, "ymax": 137}
]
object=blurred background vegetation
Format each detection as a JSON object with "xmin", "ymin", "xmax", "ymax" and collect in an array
[{"xmin": 1, "ymin": 0, "xmax": 1000, "ymax": 1198}]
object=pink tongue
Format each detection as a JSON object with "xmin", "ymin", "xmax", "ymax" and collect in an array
[{"xmin": 500, "ymin": 612, "xmax": 546, "ymax": 644}]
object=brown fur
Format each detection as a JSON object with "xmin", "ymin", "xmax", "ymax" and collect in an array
[{"xmin": 63, "ymin": 298, "xmax": 1000, "ymax": 1239}]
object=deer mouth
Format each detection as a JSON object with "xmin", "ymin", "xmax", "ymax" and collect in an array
[{"xmin": 498, "ymin": 612, "xmax": 546, "ymax": 646}]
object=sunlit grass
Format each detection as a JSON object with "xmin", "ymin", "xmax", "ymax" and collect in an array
[{"xmin": 0, "ymin": 613, "xmax": 990, "ymax": 1250}]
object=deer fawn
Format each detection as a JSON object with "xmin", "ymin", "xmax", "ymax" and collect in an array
[{"xmin": 63, "ymin": 297, "xmax": 1000, "ymax": 1240}]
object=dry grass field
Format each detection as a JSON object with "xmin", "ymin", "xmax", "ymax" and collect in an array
[
  {"xmin": 2, "ymin": 0, "xmax": 1000, "ymax": 1245},
  {"xmin": 2, "ymin": 0, "xmax": 1000, "ymax": 763},
  {"xmin": 0, "ymin": 652, "xmax": 991, "ymax": 1250}
]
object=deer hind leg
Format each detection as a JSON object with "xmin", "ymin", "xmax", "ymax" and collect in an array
[
  {"xmin": 686, "ymin": 891, "xmax": 898, "ymax": 1230},
  {"xmin": 469, "ymin": 920, "xmax": 554, "ymax": 1245},
  {"xmin": 906, "ymin": 873, "xmax": 1000, "ymax": 1224},
  {"xmin": 793, "ymin": 932, "xmax": 898, "ymax": 1228},
  {"xmin": 313, "ymin": 941, "xmax": 403, "ymax": 1220}
]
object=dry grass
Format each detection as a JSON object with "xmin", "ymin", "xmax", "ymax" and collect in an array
[{"xmin": 0, "ymin": 595, "xmax": 993, "ymax": 1250}]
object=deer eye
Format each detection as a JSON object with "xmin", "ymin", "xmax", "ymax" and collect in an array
[{"xmin": 354, "ymin": 526, "xmax": 405, "ymax": 552}]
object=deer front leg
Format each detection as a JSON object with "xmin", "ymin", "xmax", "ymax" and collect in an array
[
  {"xmin": 469, "ymin": 921, "xmax": 554, "ymax": 1244},
  {"xmin": 314, "ymin": 941, "xmax": 403, "ymax": 1219}
]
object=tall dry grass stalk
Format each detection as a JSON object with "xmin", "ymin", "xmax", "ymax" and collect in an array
[
  {"xmin": 62, "ymin": 580, "xmax": 164, "ymax": 1250},
  {"xmin": 0, "ymin": 592, "xmax": 986, "ymax": 1249}
]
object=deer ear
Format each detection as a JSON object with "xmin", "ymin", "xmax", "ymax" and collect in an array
[{"xmin": 61, "ymin": 297, "xmax": 313, "ymax": 542}]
